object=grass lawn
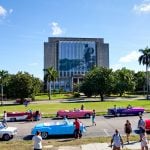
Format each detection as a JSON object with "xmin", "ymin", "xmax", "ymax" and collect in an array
[
  {"xmin": 35, "ymin": 93, "xmax": 73, "ymax": 100},
  {"xmin": 0, "ymin": 100, "xmax": 150, "ymax": 117},
  {"xmin": 0, "ymin": 135, "xmax": 145, "ymax": 150}
]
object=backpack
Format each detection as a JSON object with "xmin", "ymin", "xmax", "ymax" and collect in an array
[{"xmin": 113, "ymin": 133, "xmax": 122, "ymax": 141}]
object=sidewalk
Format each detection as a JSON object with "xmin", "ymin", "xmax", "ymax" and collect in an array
[{"xmin": 52, "ymin": 141, "xmax": 150, "ymax": 150}]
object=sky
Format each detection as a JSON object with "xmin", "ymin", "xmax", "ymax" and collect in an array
[{"xmin": 0, "ymin": 0, "xmax": 150, "ymax": 80}]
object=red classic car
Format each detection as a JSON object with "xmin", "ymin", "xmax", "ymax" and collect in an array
[
  {"xmin": 6, "ymin": 111, "xmax": 41, "ymax": 121},
  {"xmin": 145, "ymin": 119, "xmax": 150, "ymax": 131},
  {"xmin": 56, "ymin": 109, "xmax": 93, "ymax": 118}
]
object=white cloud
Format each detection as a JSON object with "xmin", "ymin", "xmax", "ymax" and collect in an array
[
  {"xmin": 0, "ymin": 5, "xmax": 7, "ymax": 17},
  {"xmin": 50, "ymin": 22, "xmax": 63, "ymax": 36},
  {"xmin": 133, "ymin": 1, "xmax": 150, "ymax": 13},
  {"xmin": 119, "ymin": 51, "xmax": 140, "ymax": 63},
  {"xmin": 0, "ymin": 6, "xmax": 13, "ymax": 19}
]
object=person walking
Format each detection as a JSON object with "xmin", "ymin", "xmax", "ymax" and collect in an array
[
  {"xmin": 32, "ymin": 131, "xmax": 42, "ymax": 150},
  {"xmin": 110, "ymin": 129, "xmax": 123, "ymax": 150},
  {"xmin": 124, "ymin": 120, "xmax": 132, "ymax": 143},
  {"xmin": 2, "ymin": 111, "xmax": 7, "ymax": 127},
  {"xmin": 81, "ymin": 104, "xmax": 84, "ymax": 110},
  {"xmin": 91, "ymin": 109, "xmax": 96, "ymax": 126},
  {"xmin": 141, "ymin": 130, "xmax": 148, "ymax": 150},
  {"xmin": 138, "ymin": 115, "xmax": 145, "ymax": 141},
  {"xmin": 73, "ymin": 118, "xmax": 81, "ymax": 139}
]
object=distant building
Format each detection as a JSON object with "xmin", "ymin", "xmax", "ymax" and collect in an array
[{"xmin": 44, "ymin": 37, "xmax": 109, "ymax": 91}]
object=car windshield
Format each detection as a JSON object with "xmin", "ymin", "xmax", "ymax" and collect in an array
[
  {"xmin": 54, "ymin": 120, "xmax": 68, "ymax": 125},
  {"xmin": 0, "ymin": 122, "xmax": 5, "ymax": 129},
  {"xmin": 43, "ymin": 120, "xmax": 69, "ymax": 126}
]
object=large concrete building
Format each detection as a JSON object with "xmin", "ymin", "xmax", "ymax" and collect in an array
[{"xmin": 44, "ymin": 37, "xmax": 109, "ymax": 91}]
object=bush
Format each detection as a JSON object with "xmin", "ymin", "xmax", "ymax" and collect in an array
[{"xmin": 73, "ymin": 92, "xmax": 80, "ymax": 98}]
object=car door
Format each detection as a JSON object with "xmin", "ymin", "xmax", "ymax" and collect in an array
[{"xmin": 60, "ymin": 121, "xmax": 75, "ymax": 135}]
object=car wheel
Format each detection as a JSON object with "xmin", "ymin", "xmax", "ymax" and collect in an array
[
  {"xmin": 41, "ymin": 132, "xmax": 48, "ymax": 139},
  {"xmin": 10, "ymin": 118, "xmax": 16, "ymax": 122},
  {"xmin": 85, "ymin": 113, "xmax": 90, "ymax": 118},
  {"xmin": 3, "ymin": 134, "xmax": 10, "ymax": 141},
  {"xmin": 138, "ymin": 112, "xmax": 142, "ymax": 115},
  {"xmin": 116, "ymin": 113, "xmax": 120, "ymax": 117}
]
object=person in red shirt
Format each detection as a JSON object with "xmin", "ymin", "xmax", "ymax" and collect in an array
[{"xmin": 74, "ymin": 118, "xmax": 81, "ymax": 139}]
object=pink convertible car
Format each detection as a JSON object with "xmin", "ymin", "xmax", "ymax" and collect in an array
[{"xmin": 56, "ymin": 109, "xmax": 93, "ymax": 118}]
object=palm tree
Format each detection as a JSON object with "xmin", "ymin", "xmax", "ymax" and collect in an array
[
  {"xmin": 138, "ymin": 47, "xmax": 150, "ymax": 99},
  {"xmin": 0, "ymin": 70, "xmax": 8, "ymax": 105},
  {"xmin": 43, "ymin": 67, "xmax": 58, "ymax": 100}
]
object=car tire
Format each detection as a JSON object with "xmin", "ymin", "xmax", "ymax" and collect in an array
[
  {"xmin": 2, "ymin": 134, "xmax": 10, "ymax": 141},
  {"xmin": 41, "ymin": 132, "xmax": 48, "ymax": 139},
  {"xmin": 116, "ymin": 113, "xmax": 120, "ymax": 117},
  {"xmin": 85, "ymin": 113, "xmax": 90, "ymax": 118},
  {"xmin": 138, "ymin": 112, "xmax": 143, "ymax": 115},
  {"xmin": 10, "ymin": 118, "xmax": 16, "ymax": 122}
]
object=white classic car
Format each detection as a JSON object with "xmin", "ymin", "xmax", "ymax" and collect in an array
[{"xmin": 0, "ymin": 122, "xmax": 17, "ymax": 140}]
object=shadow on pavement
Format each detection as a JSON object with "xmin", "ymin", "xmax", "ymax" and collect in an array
[
  {"xmin": 23, "ymin": 135, "xmax": 33, "ymax": 140},
  {"xmin": 124, "ymin": 141, "xmax": 139, "ymax": 145}
]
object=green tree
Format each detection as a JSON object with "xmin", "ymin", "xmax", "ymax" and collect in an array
[
  {"xmin": 138, "ymin": 47, "xmax": 150, "ymax": 99},
  {"xmin": 6, "ymin": 72, "xmax": 42, "ymax": 102},
  {"xmin": 113, "ymin": 68, "xmax": 135, "ymax": 96},
  {"xmin": 80, "ymin": 67, "xmax": 113, "ymax": 101},
  {"xmin": 0, "ymin": 70, "xmax": 8, "ymax": 105},
  {"xmin": 134, "ymin": 71, "xmax": 146, "ymax": 93},
  {"xmin": 43, "ymin": 67, "xmax": 58, "ymax": 100},
  {"xmin": 30, "ymin": 76, "xmax": 43, "ymax": 100},
  {"xmin": 80, "ymin": 76, "xmax": 96, "ymax": 98}
]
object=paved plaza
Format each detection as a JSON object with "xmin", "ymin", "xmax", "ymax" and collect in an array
[{"xmin": 43, "ymin": 141, "xmax": 150, "ymax": 150}]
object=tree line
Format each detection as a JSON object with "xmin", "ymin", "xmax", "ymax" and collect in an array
[
  {"xmin": 0, "ymin": 46, "xmax": 150, "ymax": 103},
  {"xmin": 0, "ymin": 71, "xmax": 43, "ymax": 104},
  {"xmin": 79, "ymin": 67, "xmax": 147, "ymax": 101}
]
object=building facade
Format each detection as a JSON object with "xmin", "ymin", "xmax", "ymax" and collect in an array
[{"xmin": 44, "ymin": 37, "xmax": 109, "ymax": 91}]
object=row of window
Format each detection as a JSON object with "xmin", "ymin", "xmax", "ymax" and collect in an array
[{"xmin": 59, "ymin": 71, "xmax": 86, "ymax": 77}]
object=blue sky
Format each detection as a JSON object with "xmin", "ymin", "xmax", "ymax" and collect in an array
[{"xmin": 0, "ymin": 0, "xmax": 150, "ymax": 80}]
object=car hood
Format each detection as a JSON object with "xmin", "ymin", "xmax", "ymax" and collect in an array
[{"xmin": 0, "ymin": 127, "xmax": 17, "ymax": 132}]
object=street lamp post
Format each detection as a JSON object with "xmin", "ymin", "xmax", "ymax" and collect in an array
[
  {"xmin": 0, "ymin": 76, "xmax": 3, "ymax": 105},
  {"xmin": 1, "ymin": 83, "xmax": 3, "ymax": 105}
]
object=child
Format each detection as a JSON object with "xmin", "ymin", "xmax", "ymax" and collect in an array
[{"xmin": 141, "ymin": 130, "xmax": 148, "ymax": 150}]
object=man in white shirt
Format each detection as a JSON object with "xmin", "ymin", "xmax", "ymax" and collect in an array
[
  {"xmin": 110, "ymin": 129, "xmax": 123, "ymax": 150},
  {"xmin": 32, "ymin": 131, "xmax": 42, "ymax": 150}
]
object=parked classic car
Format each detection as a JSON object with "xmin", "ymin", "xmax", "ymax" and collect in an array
[
  {"xmin": 0, "ymin": 122, "xmax": 17, "ymax": 141},
  {"xmin": 16, "ymin": 98, "xmax": 31, "ymax": 104},
  {"xmin": 107, "ymin": 106, "xmax": 144, "ymax": 116},
  {"xmin": 31, "ymin": 119, "xmax": 86, "ymax": 139},
  {"xmin": 145, "ymin": 119, "xmax": 150, "ymax": 131},
  {"xmin": 56, "ymin": 109, "xmax": 93, "ymax": 118},
  {"xmin": 6, "ymin": 111, "xmax": 41, "ymax": 121}
]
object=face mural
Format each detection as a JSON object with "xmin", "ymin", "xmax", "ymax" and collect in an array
[{"xmin": 59, "ymin": 41, "xmax": 96, "ymax": 75}]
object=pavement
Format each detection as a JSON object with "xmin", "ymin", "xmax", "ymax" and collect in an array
[{"xmin": 43, "ymin": 141, "xmax": 150, "ymax": 150}]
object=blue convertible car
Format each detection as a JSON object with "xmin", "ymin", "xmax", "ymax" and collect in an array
[{"xmin": 31, "ymin": 119, "xmax": 86, "ymax": 139}]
